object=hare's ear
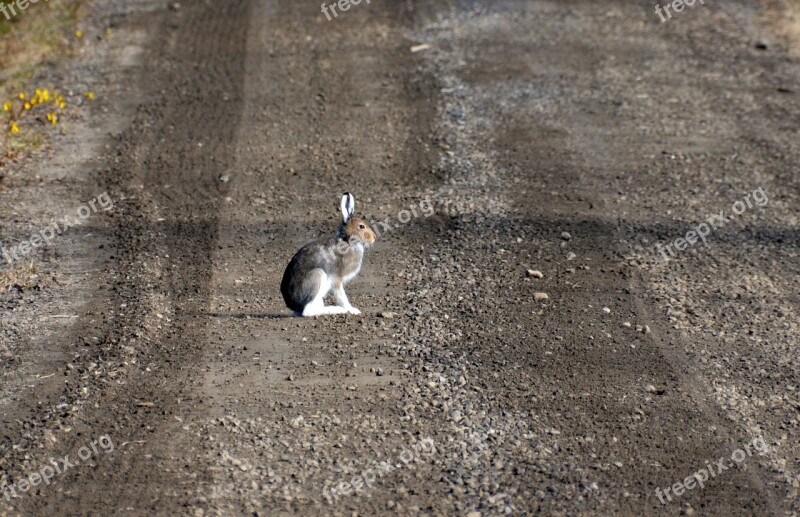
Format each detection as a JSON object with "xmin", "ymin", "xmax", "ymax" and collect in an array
[{"xmin": 340, "ymin": 192, "xmax": 355, "ymax": 223}]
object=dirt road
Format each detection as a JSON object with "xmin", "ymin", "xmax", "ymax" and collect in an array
[{"xmin": 1, "ymin": 0, "xmax": 798, "ymax": 515}]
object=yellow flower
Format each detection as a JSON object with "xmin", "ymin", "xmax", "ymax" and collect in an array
[
  {"xmin": 76, "ymin": 30, "xmax": 83, "ymax": 38},
  {"xmin": 41, "ymin": 89, "xmax": 50, "ymax": 101},
  {"xmin": 59, "ymin": 101, "xmax": 66, "ymax": 109},
  {"xmin": 84, "ymin": 92, "xmax": 95, "ymax": 100},
  {"xmin": 23, "ymin": 102, "xmax": 31, "ymax": 110},
  {"xmin": 3, "ymin": 102, "xmax": 11, "ymax": 112},
  {"xmin": 9, "ymin": 122, "xmax": 19, "ymax": 134},
  {"xmin": 18, "ymin": 92, "xmax": 25, "ymax": 100},
  {"xmin": 30, "ymin": 98, "xmax": 38, "ymax": 106},
  {"xmin": 46, "ymin": 113, "xmax": 58, "ymax": 125}
]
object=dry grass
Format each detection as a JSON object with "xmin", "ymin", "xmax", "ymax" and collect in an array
[
  {"xmin": 0, "ymin": 0, "xmax": 85, "ymax": 94},
  {"xmin": 782, "ymin": 2, "xmax": 800, "ymax": 56},
  {"xmin": 764, "ymin": 0, "xmax": 800, "ymax": 57},
  {"xmin": 0, "ymin": 260, "xmax": 41, "ymax": 292}
]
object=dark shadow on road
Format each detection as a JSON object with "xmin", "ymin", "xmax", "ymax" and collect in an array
[{"xmin": 203, "ymin": 312, "xmax": 296, "ymax": 320}]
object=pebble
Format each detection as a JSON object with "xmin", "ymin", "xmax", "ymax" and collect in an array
[
  {"xmin": 561, "ymin": 231, "xmax": 572, "ymax": 241},
  {"xmin": 645, "ymin": 384, "xmax": 656, "ymax": 393},
  {"xmin": 379, "ymin": 311, "xmax": 397, "ymax": 319},
  {"xmin": 602, "ymin": 307, "xmax": 611, "ymax": 314},
  {"xmin": 534, "ymin": 292, "xmax": 549, "ymax": 302},
  {"xmin": 566, "ymin": 252, "xmax": 577, "ymax": 261},
  {"xmin": 526, "ymin": 269, "xmax": 544, "ymax": 278},
  {"xmin": 622, "ymin": 322, "xmax": 631, "ymax": 328}
]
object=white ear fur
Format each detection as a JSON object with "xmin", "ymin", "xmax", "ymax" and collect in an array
[{"xmin": 341, "ymin": 192, "xmax": 355, "ymax": 222}]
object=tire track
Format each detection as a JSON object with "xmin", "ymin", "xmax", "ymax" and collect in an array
[{"xmin": 9, "ymin": 1, "xmax": 251, "ymax": 514}]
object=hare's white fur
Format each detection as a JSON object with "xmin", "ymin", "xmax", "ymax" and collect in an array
[
  {"xmin": 299, "ymin": 266, "xmax": 363, "ymax": 317},
  {"xmin": 300, "ymin": 270, "xmax": 349, "ymax": 316}
]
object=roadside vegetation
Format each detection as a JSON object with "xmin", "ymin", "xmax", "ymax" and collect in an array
[
  {"xmin": 766, "ymin": 0, "xmax": 800, "ymax": 58},
  {"xmin": 0, "ymin": 0, "xmax": 87, "ymax": 156},
  {"xmin": 0, "ymin": 0, "xmax": 87, "ymax": 291}
]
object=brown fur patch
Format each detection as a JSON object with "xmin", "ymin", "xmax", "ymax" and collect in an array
[{"xmin": 345, "ymin": 217, "xmax": 376, "ymax": 244}]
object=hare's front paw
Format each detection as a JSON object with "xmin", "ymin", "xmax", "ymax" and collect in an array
[{"xmin": 347, "ymin": 307, "xmax": 361, "ymax": 315}]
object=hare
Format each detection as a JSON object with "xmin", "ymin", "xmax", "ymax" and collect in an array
[{"xmin": 281, "ymin": 193, "xmax": 376, "ymax": 317}]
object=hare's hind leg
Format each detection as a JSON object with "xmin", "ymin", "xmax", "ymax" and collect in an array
[{"xmin": 301, "ymin": 269, "xmax": 347, "ymax": 317}]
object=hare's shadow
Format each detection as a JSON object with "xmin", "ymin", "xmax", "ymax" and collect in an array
[{"xmin": 203, "ymin": 312, "xmax": 296, "ymax": 320}]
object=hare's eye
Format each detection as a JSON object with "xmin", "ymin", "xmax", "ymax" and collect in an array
[{"xmin": 359, "ymin": 224, "xmax": 366, "ymax": 229}]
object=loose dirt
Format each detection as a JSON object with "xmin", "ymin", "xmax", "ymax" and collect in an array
[{"xmin": 1, "ymin": 1, "xmax": 798, "ymax": 515}]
